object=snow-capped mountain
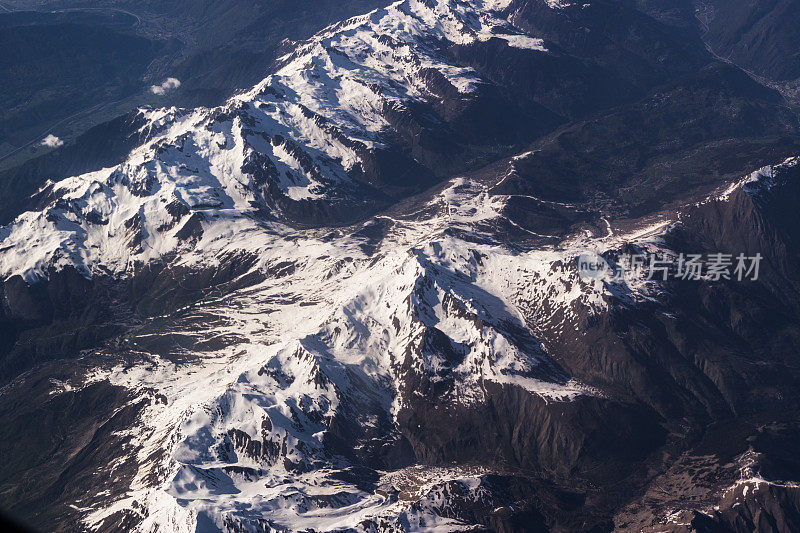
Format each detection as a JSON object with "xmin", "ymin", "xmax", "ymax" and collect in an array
[
  {"xmin": 78, "ymin": 180, "xmax": 604, "ymax": 532},
  {"xmin": 0, "ymin": 0, "xmax": 555, "ymax": 283},
  {"xmin": 15, "ymin": 151, "xmax": 798, "ymax": 531},
  {"xmin": 3, "ymin": 1, "xmax": 800, "ymax": 532}
]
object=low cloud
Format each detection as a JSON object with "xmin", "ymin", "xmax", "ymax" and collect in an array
[
  {"xmin": 40, "ymin": 134, "xmax": 64, "ymax": 148},
  {"xmin": 150, "ymin": 77, "xmax": 181, "ymax": 96}
]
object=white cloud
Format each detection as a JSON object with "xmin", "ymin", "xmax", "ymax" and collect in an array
[
  {"xmin": 40, "ymin": 134, "xmax": 64, "ymax": 148},
  {"xmin": 150, "ymin": 77, "xmax": 181, "ymax": 96}
]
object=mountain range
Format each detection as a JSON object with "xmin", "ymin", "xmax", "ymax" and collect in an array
[{"xmin": 2, "ymin": 1, "xmax": 800, "ymax": 531}]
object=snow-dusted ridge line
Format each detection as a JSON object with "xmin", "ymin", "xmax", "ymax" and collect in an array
[
  {"xmin": 0, "ymin": 0, "xmax": 549, "ymax": 285},
  {"xmin": 542, "ymin": 0, "xmax": 585, "ymax": 9},
  {"xmin": 711, "ymin": 155, "xmax": 800, "ymax": 203}
]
